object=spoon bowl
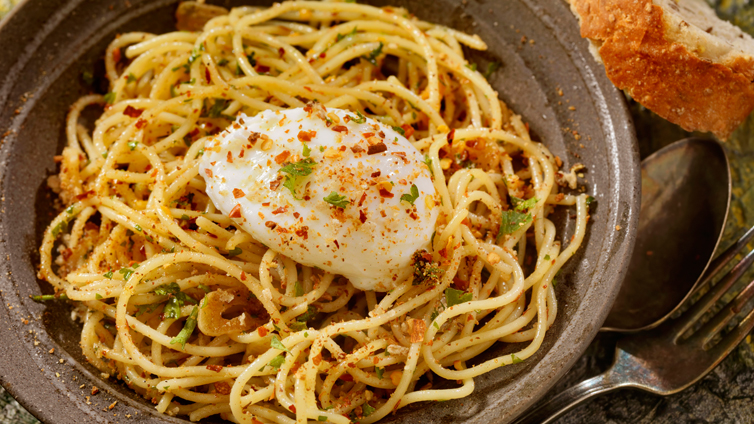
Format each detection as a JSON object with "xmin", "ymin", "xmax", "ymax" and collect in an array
[{"xmin": 602, "ymin": 138, "xmax": 730, "ymax": 332}]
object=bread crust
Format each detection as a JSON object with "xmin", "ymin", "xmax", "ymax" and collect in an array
[{"xmin": 570, "ymin": 0, "xmax": 754, "ymax": 139}]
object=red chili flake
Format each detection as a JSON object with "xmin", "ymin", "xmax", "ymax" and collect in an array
[
  {"xmin": 338, "ymin": 145, "xmax": 347, "ymax": 152},
  {"xmin": 392, "ymin": 152, "xmax": 408, "ymax": 163},
  {"xmin": 229, "ymin": 204, "xmax": 242, "ymax": 218},
  {"xmin": 447, "ymin": 129, "xmax": 455, "ymax": 142},
  {"xmin": 304, "ymin": 104, "xmax": 313, "ymax": 114},
  {"xmin": 240, "ymin": 271, "xmax": 247, "ymax": 281},
  {"xmin": 359, "ymin": 210, "xmax": 367, "ymax": 223},
  {"xmin": 333, "ymin": 240, "xmax": 340, "ymax": 249},
  {"xmin": 204, "ymin": 169, "xmax": 213, "ymax": 178},
  {"xmin": 358, "ymin": 192, "xmax": 367, "ymax": 206},
  {"xmin": 277, "ymin": 47, "xmax": 285, "ymax": 58},
  {"xmin": 439, "ymin": 247, "xmax": 448, "ymax": 258},
  {"xmin": 288, "ymin": 405, "xmax": 296, "ymax": 413},
  {"xmin": 295, "ymin": 226, "xmax": 309, "ymax": 240},
  {"xmin": 378, "ymin": 188, "xmax": 394, "ymax": 198},
  {"xmin": 123, "ymin": 106, "xmax": 143, "ymax": 118},
  {"xmin": 332, "ymin": 125, "xmax": 348, "ymax": 133},
  {"xmin": 297, "ymin": 130, "xmax": 316, "ymax": 142},
  {"xmin": 350, "ymin": 144, "xmax": 364, "ymax": 153},
  {"xmin": 274, "ymin": 151, "xmax": 291, "ymax": 164},
  {"xmin": 204, "ymin": 67, "xmax": 212, "ymax": 83},
  {"xmin": 371, "ymin": 170, "xmax": 381, "ymax": 178},
  {"xmin": 312, "ymin": 353, "xmax": 322, "ymax": 365},
  {"xmin": 401, "ymin": 124, "xmax": 415, "ymax": 138},
  {"xmin": 339, "ymin": 374, "xmax": 353, "ymax": 382},
  {"xmin": 227, "ymin": 151, "xmax": 234, "ymax": 163},
  {"xmin": 233, "ymin": 188, "xmax": 245, "ymax": 198},
  {"xmin": 453, "ymin": 277, "xmax": 469, "ymax": 291},
  {"xmin": 303, "ymin": 86, "xmax": 313, "ymax": 93},
  {"xmin": 76, "ymin": 190, "xmax": 95, "ymax": 200},
  {"xmin": 265, "ymin": 221, "xmax": 277, "ymax": 229},
  {"xmin": 135, "ymin": 119, "xmax": 146, "ymax": 129},
  {"xmin": 368, "ymin": 142, "xmax": 387, "ymax": 155},
  {"xmin": 319, "ymin": 52, "xmax": 326, "ymax": 58},
  {"xmin": 239, "ymin": 149, "xmax": 245, "ymax": 158},
  {"xmin": 112, "ymin": 48, "xmax": 121, "ymax": 63},
  {"xmin": 378, "ymin": 130, "xmax": 385, "ymax": 138},
  {"xmin": 257, "ymin": 326, "xmax": 269, "ymax": 337},
  {"xmin": 206, "ymin": 364, "xmax": 223, "ymax": 372},
  {"xmin": 293, "ymin": 212, "xmax": 300, "ymax": 219},
  {"xmin": 248, "ymin": 132, "xmax": 261, "ymax": 144},
  {"xmin": 363, "ymin": 132, "xmax": 374, "ymax": 138},
  {"xmin": 256, "ymin": 64, "xmax": 270, "ymax": 73},
  {"xmin": 272, "ymin": 206, "xmax": 287, "ymax": 215},
  {"xmin": 270, "ymin": 175, "xmax": 284, "ymax": 191},
  {"xmin": 214, "ymin": 382, "xmax": 231, "ymax": 395}
]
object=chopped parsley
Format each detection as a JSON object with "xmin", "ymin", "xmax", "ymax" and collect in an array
[
  {"xmin": 103, "ymin": 271, "xmax": 113, "ymax": 279},
  {"xmin": 82, "ymin": 71, "xmax": 94, "ymax": 86},
  {"xmin": 346, "ymin": 110, "xmax": 366, "ymax": 124},
  {"xmin": 279, "ymin": 157, "xmax": 317, "ymax": 199},
  {"xmin": 465, "ymin": 63, "xmax": 478, "ymax": 72},
  {"xmin": 302, "ymin": 143, "xmax": 311, "ymax": 157},
  {"xmin": 271, "ymin": 335, "xmax": 290, "ymax": 352},
  {"xmin": 483, "ymin": 61, "xmax": 501, "ymax": 80},
  {"xmin": 497, "ymin": 210, "xmax": 532, "ymax": 240},
  {"xmin": 294, "ymin": 281, "xmax": 304, "ymax": 297},
  {"xmin": 246, "ymin": 51, "xmax": 257, "ymax": 67},
  {"xmin": 318, "ymin": 416, "xmax": 328, "ymax": 422},
  {"xmin": 119, "ymin": 268, "xmax": 134, "ymax": 281},
  {"xmin": 323, "ymin": 191, "xmax": 350, "ymax": 208},
  {"xmin": 169, "ymin": 306, "xmax": 198, "ymax": 349},
  {"xmin": 126, "ymin": 73, "xmax": 137, "ymax": 83},
  {"xmin": 297, "ymin": 305, "xmax": 317, "ymax": 323},
  {"xmin": 586, "ymin": 196, "xmax": 595, "ymax": 206},
  {"xmin": 375, "ymin": 367, "xmax": 384, "ymax": 379},
  {"xmin": 156, "ymin": 282, "xmax": 197, "ymax": 320},
  {"xmin": 392, "ymin": 125, "xmax": 405, "ymax": 136},
  {"xmin": 445, "ymin": 287, "xmax": 472, "ymax": 307},
  {"xmin": 268, "ymin": 354, "xmax": 285, "ymax": 370},
  {"xmin": 228, "ymin": 247, "xmax": 242, "ymax": 257},
  {"xmin": 95, "ymin": 293, "xmax": 103, "ymax": 300},
  {"xmin": 510, "ymin": 354, "xmax": 523, "ymax": 364},
  {"xmin": 510, "ymin": 196, "xmax": 538, "ymax": 212},
  {"xmin": 336, "ymin": 27, "xmax": 358, "ymax": 43},
  {"xmin": 127, "ymin": 141, "xmax": 138, "ymax": 151},
  {"xmin": 202, "ymin": 98, "xmax": 231, "ymax": 119},
  {"xmin": 400, "ymin": 184, "xmax": 419, "ymax": 205},
  {"xmin": 217, "ymin": 58, "xmax": 229, "ymax": 66},
  {"xmin": 362, "ymin": 42, "xmax": 384, "ymax": 66},
  {"xmin": 412, "ymin": 250, "xmax": 444, "ymax": 285},
  {"xmin": 103, "ymin": 92, "xmax": 116, "ymax": 104},
  {"xmin": 362, "ymin": 403, "xmax": 376, "ymax": 417}
]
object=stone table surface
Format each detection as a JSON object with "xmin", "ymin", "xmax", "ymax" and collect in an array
[{"xmin": 2, "ymin": 2, "xmax": 754, "ymax": 424}]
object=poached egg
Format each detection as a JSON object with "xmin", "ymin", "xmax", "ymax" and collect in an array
[{"xmin": 200, "ymin": 105, "xmax": 438, "ymax": 291}]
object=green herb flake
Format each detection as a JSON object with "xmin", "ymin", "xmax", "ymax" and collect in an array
[
  {"xmin": 497, "ymin": 210, "xmax": 532, "ymax": 240},
  {"xmin": 119, "ymin": 268, "xmax": 134, "ymax": 281},
  {"xmin": 271, "ymin": 335, "xmax": 290, "ymax": 352},
  {"xmin": 323, "ymin": 191, "xmax": 350, "ymax": 209},
  {"xmin": 400, "ymin": 184, "xmax": 419, "ymax": 205},
  {"xmin": 180, "ymin": 214, "xmax": 190, "ymax": 221},
  {"xmin": 246, "ymin": 51, "xmax": 257, "ymax": 67},
  {"xmin": 586, "ymin": 196, "xmax": 595, "ymax": 206},
  {"xmin": 198, "ymin": 284, "xmax": 211, "ymax": 293},
  {"xmin": 392, "ymin": 125, "xmax": 405, "ymax": 136},
  {"xmin": 82, "ymin": 71, "xmax": 94, "ymax": 86},
  {"xmin": 279, "ymin": 157, "xmax": 317, "ymax": 199},
  {"xmin": 362, "ymin": 403, "xmax": 376, "ymax": 417},
  {"xmin": 294, "ymin": 281, "xmax": 304, "ymax": 297},
  {"xmin": 336, "ymin": 27, "xmax": 358, "ymax": 42},
  {"xmin": 318, "ymin": 416, "xmax": 328, "ymax": 422},
  {"xmin": 465, "ymin": 63, "xmax": 478, "ymax": 72},
  {"xmin": 103, "ymin": 92, "xmax": 116, "ymax": 104},
  {"xmin": 302, "ymin": 143, "xmax": 311, "ymax": 157},
  {"xmin": 433, "ymin": 321, "xmax": 440, "ymax": 330},
  {"xmin": 544, "ymin": 254, "xmax": 551, "ymax": 261},
  {"xmin": 134, "ymin": 224, "xmax": 142, "ymax": 232},
  {"xmin": 510, "ymin": 196, "xmax": 538, "ymax": 212},
  {"xmin": 169, "ymin": 306, "xmax": 198, "ymax": 349},
  {"xmin": 103, "ymin": 271, "xmax": 113, "ymax": 279},
  {"xmin": 128, "ymin": 141, "xmax": 138, "ymax": 151},
  {"xmin": 126, "ymin": 73, "xmax": 137, "ymax": 83},
  {"xmin": 375, "ymin": 367, "xmax": 384, "ymax": 379},
  {"xmin": 228, "ymin": 247, "xmax": 242, "ymax": 257},
  {"xmin": 268, "ymin": 354, "xmax": 285, "ymax": 370},
  {"xmin": 217, "ymin": 58, "xmax": 229, "ymax": 66},
  {"xmin": 65, "ymin": 205, "xmax": 75, "ymax": 215},
  {"xmin": 445, "ymin": 287, "xmax": 473, "ymax": 307},
  {"xmin": 95, "ymin": 293, "xmax": 103, "ymax": 300},
  {"xmin": 346, "ymin": 110, "xmax": 367, "ymax": 124},
  {"xmin": 362, "ymin": 42, "xmax": 384, "ymax": 66},
  {"xmin": 484, "ymin": 62, "xmax": 501, "ymax": 80},
  {"xmin": 510, "ymin": 354, "xmax": 523, "ymax": 364}
]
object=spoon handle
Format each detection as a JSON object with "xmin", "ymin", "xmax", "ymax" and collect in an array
[{"xmin": 511, "ymin": 372, "xmax": 619, "ymax": 424}]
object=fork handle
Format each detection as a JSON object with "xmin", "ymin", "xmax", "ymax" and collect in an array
[{"xmin": 512, "ymin": 372, "xmax": 618, "ymax": 424}]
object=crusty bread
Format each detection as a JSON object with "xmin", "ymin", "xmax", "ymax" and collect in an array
[{"xmin": 569, "ymin": 0, "xmax": 754, "ymax": 139}]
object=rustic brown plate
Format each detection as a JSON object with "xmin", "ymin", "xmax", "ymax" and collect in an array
[{"xmin": 0, "ymin": 0, "xmax": 640, "ymax": 423}]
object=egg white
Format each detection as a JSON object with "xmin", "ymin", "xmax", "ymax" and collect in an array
[{"xmin": 200, "ymin": 106, "xmax": 438, "ymax": 291}]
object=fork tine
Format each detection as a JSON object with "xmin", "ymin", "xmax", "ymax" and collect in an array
[
  {"xmin": 691, "ymin": 277, "xmax": 754, "ymax": 348},
  {"xmin": 706, "ymin": 298, "xmax": 754, "ymax": 363},
  {"xmin": 691, "ymin": 225, "xmax": 754, "ymax": 298},
  {"xmin": 671, "ymin": 247, "xmax": 754, "ymax": 341}
]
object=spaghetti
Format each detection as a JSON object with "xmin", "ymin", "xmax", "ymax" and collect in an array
[{"xmin": 38, "ymin": 1, "xmax": 590, "ymax": 423}]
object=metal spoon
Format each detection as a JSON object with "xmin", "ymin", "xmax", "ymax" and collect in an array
[{"xmin": 602, "ymin": 137, "xmax": 730, "ymax": 332}]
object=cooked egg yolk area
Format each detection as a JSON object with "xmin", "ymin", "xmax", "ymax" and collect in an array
[{"xmin": 200, "ymin": 105, "xmax": 438, "ymax": 291}]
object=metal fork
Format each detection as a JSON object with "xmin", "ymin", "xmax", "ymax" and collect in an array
[{"xmin": 513, "ymin": 224, "xmax": 754, "ymax": 424}]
